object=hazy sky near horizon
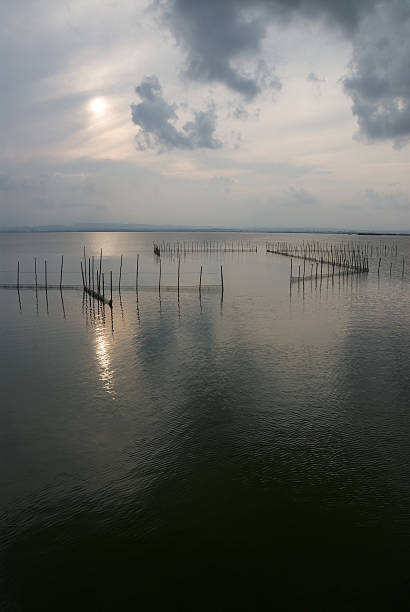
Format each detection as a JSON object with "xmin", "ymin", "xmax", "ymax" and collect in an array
[{"xmin": 1, "ymin": 0, "xmax": 410, "ymax": 230}]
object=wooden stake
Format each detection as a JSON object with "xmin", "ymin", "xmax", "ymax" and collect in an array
[
  {"xmin": 119, "ymin": 255, "xmax": 123, "ymax": 292},
  {"xmin": 80, "ymin": 261, "xmax": 85, "ymax": 289},
  {"xmin": 17, "ymin": 261, "xmax": 20, "ymax": 290},
  {"xmin": 199, "ymin": 265, "xmax": 202, "ymax": 291},
  {"xmin": 34, "ymin": 257, "xmax": 38, "ymax": 290},
  {"xmin": 60, "ymin": 255, "xmax": 64, "ymax": 290},
  {"xmin": 98, "ymin": 248, "xmax": 102, "ymax": 294},
  {"xmin": 83, "ymin": 247, "xmax": 87, "ymax": 288},
  {"xmin": 220, "ymin": 265, "xmax": 224, "ymax": 292},
  {"xmin": 136, "ymin": 254, "xmax": 139, "ymax": 292},
  {"xmin": 110, "ymin": 270, "xmax": 113, "ymax": 304},
  {"xmin": 177, "ymin": 256, "xmax": 180, "ymax": 296},
  {"xmin": 45, "ymin": 260, "xmax": 48, "ymax": 292}
]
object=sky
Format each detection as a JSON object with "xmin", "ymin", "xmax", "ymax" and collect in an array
[{"xmin": 1, "ymin": 0, "xmax": 410, "ymax": 230}]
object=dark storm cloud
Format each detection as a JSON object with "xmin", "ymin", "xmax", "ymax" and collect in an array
[
  {"xmin": 130, "ymin": 75, "xmax": 221, "ymax": 151},
  {"xmin": 160, "ymin": 0, "xmax": 410, "ymax": 146},
  {"xmin": 343, "ymin": 1, "xmax": 410, "ymax": 146},
  {"xmin": 160, "ymin": 0, "xmax": 374, "ymax": 99},
  {"xmin": 160, "ymin": 0, "xmax": 280, "ymax": 99}
]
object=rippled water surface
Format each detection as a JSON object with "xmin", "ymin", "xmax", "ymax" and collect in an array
[{"xmin": 1, "ymin": 232, "xmax": 409, "ymax": 610}]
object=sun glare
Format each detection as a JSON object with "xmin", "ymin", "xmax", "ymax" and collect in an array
[{"xmin": 89, "ymin": 97, "xmax": 107, "ymax": 114}]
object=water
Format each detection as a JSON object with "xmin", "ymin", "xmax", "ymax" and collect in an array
[{"xmin": 1, "ymin": 232, "xmax": 409, "ymax": 610}]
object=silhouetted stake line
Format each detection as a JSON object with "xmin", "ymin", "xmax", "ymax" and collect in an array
[
  {"xmin": 199, "ymin": 265, "xmax": 202, "ymax": 292},
  {"xmin": 110, "ymin": 271, "xmax": 113, "ymax": 304},
  {"xmin": 177, "ymin": 256, "xmax": 180, "ymax": 296},
  {"xmin": 60, "ymin": 255, "xmax": 64, "ymax": 290},
  {"xmin": 136, "ymin": 254, "xmax": 139, "ymax": 292},
  {"xmin": 119, "ymin": 255, "xmax": 123, "ymax": 293},
  {"xmin": 221, "ymin": 265, "xmax": 224, "ymax": 292}
]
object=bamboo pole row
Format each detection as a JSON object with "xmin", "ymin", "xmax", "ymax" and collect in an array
[
  {"xmin": 266, "ymin": 239, "xmax": 398, "ymax": 258},
  {"xmin": 81, "ymin": 248, "xmax": 112, "ymax": 307},
  {"xmin": 267, "ymin": 240, "xmax": 369, "ymax": 279},
  {"xmin": 153, "ymin": 239, "xmax": 257, "ymax": 256}
]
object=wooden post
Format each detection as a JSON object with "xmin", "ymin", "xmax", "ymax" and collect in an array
[
  {"xmin": 92, "ymin": 256, "xmax": 95, "ymax": 292},
  {"xmin": 45, "ymin": 260, "xmax": 48, "ymax": 292},
  {"xmin": 83, "ymin": 247, "xmax": 87, "ymax": 288},
  {"xmin": 60, "ymin": 255, "xmax": 64, "ymax": 290},
  {"xmin": 290, "ymin": 258, "xmax": 293, "ymax": 278},
  {"xmin": 17, "ymin": 261, "xmax": 20, "ymax": 290},
  {"xmin": 220, "ymin": 265, "xmax": 224, "ymax": 292},
  {"xmin": 136, "ymin": 254, "xmax": 139, "ymax": 293},
  {"xmin": 80, "ymin": 261, "xmax": 85, "ymax": 289},
  {"xmin": 177, "ymin": 256, "xmax": 180, "ymax": 296},
  {"xmin": 98, "ymin": 248, "xmax": 102, "ymax": 294},
  {"xmin": 34, "ymin": 257, "xmax": 38, "ymax": 291},
  {"xmin": 199, "ymin": 265, "xmax": 202, "ymax": 291},
  {"xmin": 110, "ymin": 271, "xmax": 113, "ymax": 304},
  {"xmin": 119, "ymin": 255, "xmax": 123, "ymax": 292}
]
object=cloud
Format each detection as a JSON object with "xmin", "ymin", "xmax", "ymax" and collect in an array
[
  {"xmin": 343, "ymin": 1, "xmax": 410, "ymax": 147},
  {"xmin": 283, "ymin": 186, "xmax": 318, "ymax": 207},
  {"xmin": 210, "ymin": 175, "xmax": 235, "ymax": 194},
  {"xmin": 364, "ymin": 187, "xmax": 410, "ymax": 211},
  {"xmin": 160, "ymin": 1, "xmax": 410, "ymax": 147},
  {"xmin": 159, "ymin": 0, "xmax": 373, "ymax": 100},
  {"xmin": 0, "ymin": 174, "xmax": 14, "ymax": 192},
  {"xmin": 130, "ymin": 75, "xmax": 222, "ymax": 151},
  {"xmin": 306, "ymin": 72, "xmax": 325, "ymax": 84},
  {"xmin": 160, "ymin": 0, "xmax": 280, "ymax": 99}
]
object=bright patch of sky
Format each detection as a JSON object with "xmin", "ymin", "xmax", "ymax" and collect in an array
[{"xmin": 1, "ymin": 0, "xmax": 410, "ymax": 229}]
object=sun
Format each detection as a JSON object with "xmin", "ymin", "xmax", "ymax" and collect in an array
[{"xmin": 89, "ymin": 97, "xmax": 107, "ymax": 115}]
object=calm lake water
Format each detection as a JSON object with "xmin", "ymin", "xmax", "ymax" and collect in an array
[{"xmin": 1, "ymin": 232, "xmax": 409, "ymax": 610}]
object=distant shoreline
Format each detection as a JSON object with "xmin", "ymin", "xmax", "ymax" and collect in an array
[{"xmin": 1, "ymin": 226, "xmax": 409, "ymax": 236}]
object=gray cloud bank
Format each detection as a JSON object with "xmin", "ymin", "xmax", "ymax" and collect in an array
[
  {"xmin": 159, "ymin": 0, "xmax": 410, "ymax": 145},
  {"xmin": 131, "ymin": 75, "xmax": 221, "ymax": 151},
  {"xmin": 343, "ymin": 1, "xmax": 410, "ymax": 147}
]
